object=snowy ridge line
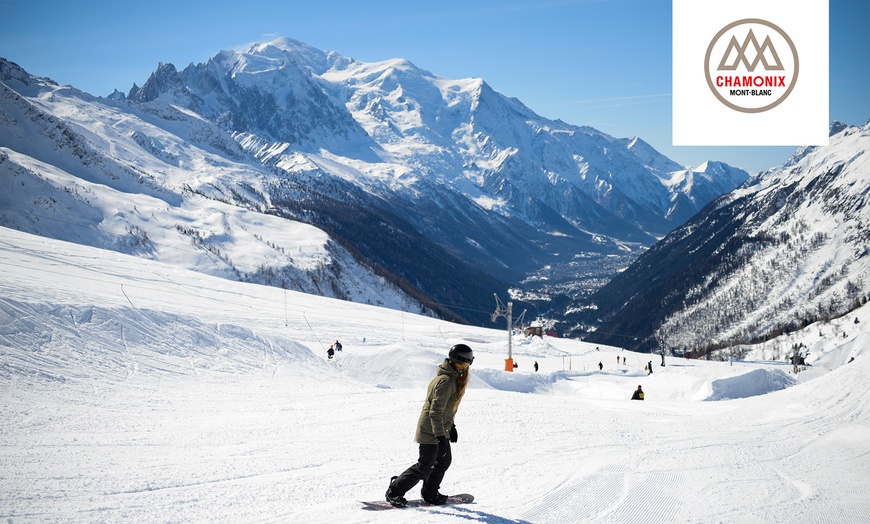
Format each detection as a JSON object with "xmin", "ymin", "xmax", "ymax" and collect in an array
[
  {"xmin": 0, "ymin": 132, "xmax": 427, "ymax": 317},
  {"xmin": 0, "ymin": 235, "xmax": 419, "ymax": 330}
]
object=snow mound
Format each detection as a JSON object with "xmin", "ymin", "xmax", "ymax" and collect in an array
[
  {"xmin": 472, "ymin": 368, "xmax": 557, "ymax": 394},
  {"xmin": 707, "ymin": 368, "xmax": 796, "ymax": 401}
]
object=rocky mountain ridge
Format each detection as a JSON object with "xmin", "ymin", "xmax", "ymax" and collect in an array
[{"xmin": 587, "ymin": 121, "xmax": 870, "ymax": 351}]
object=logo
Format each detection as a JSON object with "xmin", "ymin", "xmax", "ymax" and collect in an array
[{"xmin": 704, "ymin": 18, "xmax": 799, "ymax": 113}]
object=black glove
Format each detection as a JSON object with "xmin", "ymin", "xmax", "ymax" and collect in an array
[{"xmin": 449, "ymin": 424, "xmax": 458, "ymax": 443}]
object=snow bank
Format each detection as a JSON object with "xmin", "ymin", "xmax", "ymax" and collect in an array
[{"xmin": 707, "ymin": 367, "xmax": 796, "ymax": 401}]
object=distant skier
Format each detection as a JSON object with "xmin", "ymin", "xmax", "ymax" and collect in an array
[
  {"xmin": 534, "ymin": 361, "xmax": 539, "ymax": 372},
  {"xmin": 332, "ymin": 340, "xmax": 342, "ymax": 352},
  {"xmin": 327, "ymin": 346, "xmax": 335, "ymax": 360},
  {"xmin": 631, "ymin": 385, "xmax": 644, "ymax": 400},
  {"xmin": 598, "ymin": 362, "xmax": 603, "ymax": 371},
  {"xmin": 648, "ymin": 360, "xmax": 653, "ymax": 375},
  {"xmin": 386, "ymin": 344, "xmax": 474, "ymax": 507}
]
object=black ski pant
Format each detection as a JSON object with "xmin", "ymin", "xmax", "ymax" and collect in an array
[{"xmin": 391, "ymin": 440, "xmax": 452, "ymax": 498}]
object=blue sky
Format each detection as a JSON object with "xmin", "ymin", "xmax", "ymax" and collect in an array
[{"xmin": 1, "ymin": 0, "xmax": 868, "ymax": 173}]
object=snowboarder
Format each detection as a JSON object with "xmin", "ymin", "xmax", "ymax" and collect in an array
[
  {"xmin": 327, "ymin": 346, "xmax": 335, "ymax": 360},
  {"xmin": 598, "ymin": 361, "xmax": 603, "ymax": 371},
  {"xmin": 386, "ymin": 344, "xmax": 474, "ymax": 508},
  {"xmin": 631, "ymin": 385, "xmax": 644, "ymax": 400},
  {"xmin": 534, "ymin": 361, "xmax": 539, "ymax": 372},
  {"xmin": 332, "ymin": 340, "xmax": 342, "ymax": 352}
]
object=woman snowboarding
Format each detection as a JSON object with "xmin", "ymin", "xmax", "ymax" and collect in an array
[{"xmin": 385, "ymin": 344, "xmax": 474, "ymax": 507}]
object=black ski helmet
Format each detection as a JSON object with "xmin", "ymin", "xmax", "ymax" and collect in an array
[{"xmin": 448, "ymin": 344, "xmax": 474, "ymax": 364}]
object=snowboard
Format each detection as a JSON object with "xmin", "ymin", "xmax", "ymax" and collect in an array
[{"xmin": 360, "ymin": 493, "xmax": 474, "ymax": 511}]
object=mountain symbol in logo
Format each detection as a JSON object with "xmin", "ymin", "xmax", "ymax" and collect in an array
[{"xmin": 717, "ymin": 29, "xmax": 785, "ymax": 72}]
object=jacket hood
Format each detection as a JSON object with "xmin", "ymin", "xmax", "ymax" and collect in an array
[{"xmin": 438, "ymin": 358, "xmax": 465, "ymax": 377}]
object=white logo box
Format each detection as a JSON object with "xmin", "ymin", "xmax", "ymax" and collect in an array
[{"xmin": 673, "ymin": 0, "xmax": 828, "ymax": 146}]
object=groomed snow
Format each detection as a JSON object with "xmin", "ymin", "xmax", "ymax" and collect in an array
[{"xmin": 1, "ymin": 226, "xmax": 868, "ymax": 523}]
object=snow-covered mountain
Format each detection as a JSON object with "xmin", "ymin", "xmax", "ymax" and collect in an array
[
  {"xmin": 127, "ymin": 38, "xmax": 745, "ymax": 241},
  {"xmin": 0, "ymin": 58, "xmax": 427, "ymax": 315},
  {"xmin": 0, "ymin": 38, "xmax": 748, "ymax": 326},
  {"xmin": 588, "ymin": 121, "xmax": 870, "ymax": 352}
]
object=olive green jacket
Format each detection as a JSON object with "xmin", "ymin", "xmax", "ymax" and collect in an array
[{"xmin": 415, "ymin": 360, "xmax": 461, "ymax": 444}]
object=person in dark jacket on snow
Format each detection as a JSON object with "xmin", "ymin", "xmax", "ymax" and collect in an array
[
  {"xmin": 631, "ymin": 385, "xmax": 644, "ymax": 400},
  {"xmin": 385, "ymin": 344, "xmax": 474, "ymax": 507}
]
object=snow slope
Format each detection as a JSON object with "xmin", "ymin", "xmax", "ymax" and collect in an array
[{"xmin": 1, "ymin": 226, "xmax": 868, "ymax": 523}]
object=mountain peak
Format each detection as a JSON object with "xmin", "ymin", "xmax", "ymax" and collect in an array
[
  {"xmin": 619, "ymin": 135, "xmax": 686, "ymax": 183},
  {"xmin": 245, "ymin": 37, "xmax": 331, "ymax": 74},
  {"xmin": 258, "ymin": 36, "xmax": 311, "ymax": 52},
  {"xmin": 130, "ymin": 62, "xmax": 182, "ymax": 103},
  {"xmin": 830, "ymin": 120, "xmax": 848, "ymax": 136}
]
